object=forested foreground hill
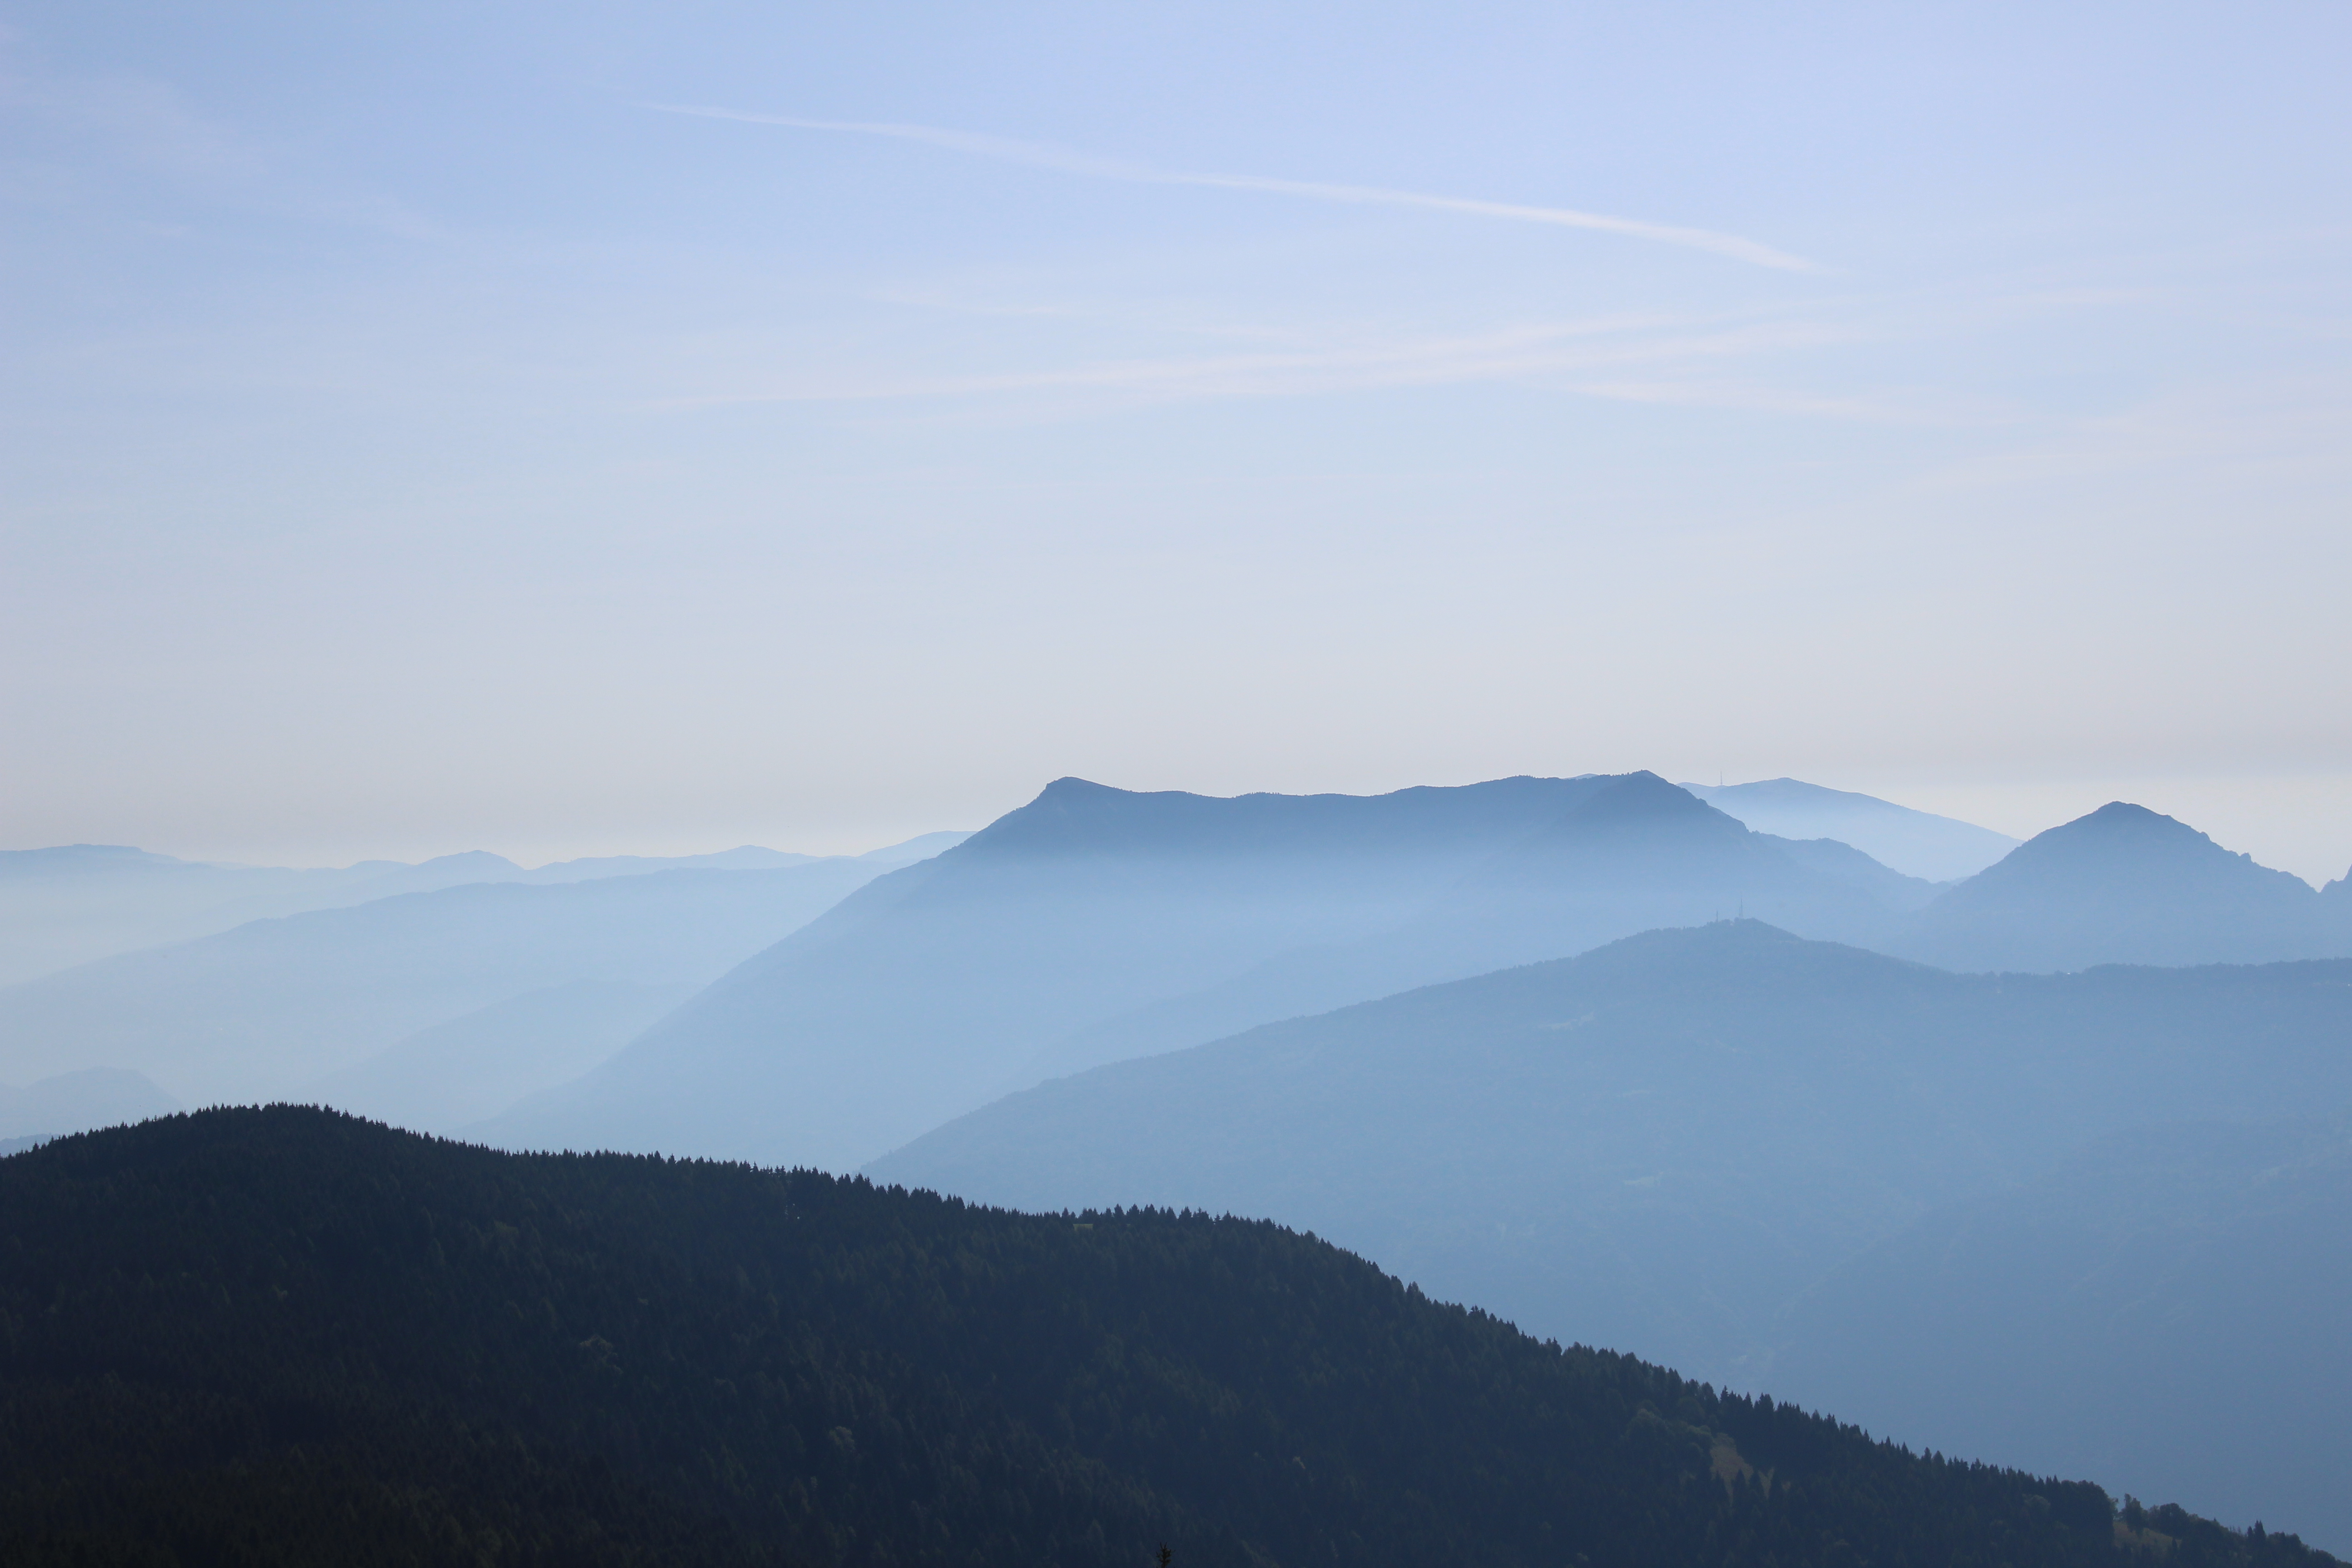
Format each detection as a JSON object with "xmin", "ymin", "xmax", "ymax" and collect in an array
[{"xmin": 0, "ymin": 1110, "xmax": 2331, "ymax": 1568}]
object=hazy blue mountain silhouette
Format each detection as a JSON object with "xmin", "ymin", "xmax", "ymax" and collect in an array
[
  {"xmin": 303, "ymin": 978, "xmax": 696, "ymax": 1134},
  {"xmin": 1018, "ymin": 773, "xmax": 1930, "ymax": 1083},
  {"xmin": 871, "ymin": 921, "xmax": 2352, "ymax": 1536},
  {"xmin": 1764, "ymin": 833, "xmax": 1946, "ymax": 910},
  {"xmin": 0, "ymin": 861, "xmax": 883, "ymax": 1109},
  {"xmin": 1773, "ymin": 1111, "xmax": 2352, "ymax": 1550},
  {"xmin": 0, "ymin": 1066, "xmax": 178, "ymax": 1141},
  {"xmin": 2323, "ymin": 862, "xmax": 2352, "ymax": 939},
  {"xmin": 1379, "ymin": 772, "xmax": 1914, "ymax": 960},
  {"xmin": 1899, "ymin": 802, "xmax": 2334, "ymax": 971},
  {"xmin": 0, "ymin": 833, "xmax": 966, "ymax": 986},
  {"xmin": 0, "ymin": 845, "xmax": 536, "ymax": 985},
  {"xmin": 1681, "ymin": 778, "xmax": 2019, "ymax": 881},
  {"xmin": 482, "ymin": 775, "xmax": 1927, "ymax": 1168}
]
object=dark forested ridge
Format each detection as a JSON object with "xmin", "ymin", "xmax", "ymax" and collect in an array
[{"xmin": 0, "ymin": 1109, "xmax": 2329, "ymax": 1568}]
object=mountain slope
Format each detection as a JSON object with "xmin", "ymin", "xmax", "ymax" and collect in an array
[
  {"xmin": 305, "ymin": 979, "xmax": 698, "ymax": 1134},
  {"xmin": 2314, "ymin": 862, "xmax": 2352, "ymax": 941},
  {"xmin": 0, "ymin": 1066, "xmax": 178, "ymax": 1141},
  {"xmin": 0, "ymin": 844, "xmax": 529, "ymax": 985},
  {"xmin": 870, "ymin": 921, "xmax": 2352, "ymax": 1527},
  {"xmin": 486, "ymin": 775, "xmax": 1920, "ymax": 1169},
  {"xmin": 1681, "ymin": 778, "xmax": 2019, "ymax": 881},
  {"xmin": 1773, "ymin": 1112, "xmax": 2352, "ymax": 1552},
  {"xmin": 0, "ymin": 1106, "xmax": 2321, "ymax": 1568},
  {"xmin": 1019, "ymin": 774, "xmax": 1923, "ymax": 1084},
  {"xmin": 1901, "ymin": 803, "xmax": 2334, "ymax": 971},
  {"xmin": 0, "ymin": 861, "xmax": 882, "ymax": 1107}
]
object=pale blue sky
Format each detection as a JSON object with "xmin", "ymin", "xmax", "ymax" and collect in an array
[{"xmin": 5, "ymin": 3, "xmax": 2349, "ymax": 878}]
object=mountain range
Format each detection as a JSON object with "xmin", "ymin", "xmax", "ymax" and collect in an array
[
  {"xmin": 7, "ymin": 773, "xmax": 2352, "ymax": 1547},
  {"xmin": 11, "ymin": 778, "xmax": 2346, "ymax": 1165},
  {"xmin": 870, "ymin": 921, "xmax": 2352, "ymax": 1547},
  {"xmin": 0, "ymin": 832, "xmax": 968, "ymax": 986},
  {"xmin": 479, "ymin": 773, "xmax": 1956, "ymax": 1168},
  {"xmin": 0, "ymin": 861, "xmax": 886, "ymax": 1112},
  {"xmin": 483, "ymin": 774, "xmax": 2350, "ymax": 1170}
]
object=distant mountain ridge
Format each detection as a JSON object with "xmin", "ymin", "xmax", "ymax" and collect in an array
[
  {"xmin": 484, "ymin": 773, "xmax": 2352, "ymax": 1169},
  {"xmin": 0, "ymin": 860, "xmax": 895, "ymax": 1110},
  {"xmin": 870, "ymin": 920, "xmax": 2352, "ymax": 1548},
  {"xmin": 873, "ymin": 920, "xmax": 2352, "ymax": 1371},
  {"xmin": 1680, "ymin": 777, "xmax": 2021, "ymax": 881},
  {"xmin": 0, "ymin": 832, "xmax": 969, "ymax": 985},
  {"xmin": 302, "ymin": 979, "xmax": 698, "ymax": 1135},
  {"xmin": 0, "ymin": 1066, "xmax": 178, "ymax": 1142},
  {"xmin": 481, "ymin": 773, "xmax": 1941, "ymax": 1168},
  {"xmin": 1016, "ymin": 773, "xmax": 1936, "ymax": 1084}
]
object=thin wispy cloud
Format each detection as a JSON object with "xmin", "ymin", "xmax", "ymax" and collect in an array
[{"xmin": 645, "ymin": 104, "xmax": 1818, "ymax": 273}]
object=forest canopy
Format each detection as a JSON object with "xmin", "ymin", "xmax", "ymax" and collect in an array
[{"xmin": 0, "ymin": 1107, "xmax": 2332, "ymax": 1568}]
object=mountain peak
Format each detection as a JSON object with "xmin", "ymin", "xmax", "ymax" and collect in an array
[
  {"xmin": 1903, "ymin": 801, "xmax": 2325, "ymax": 971},
  {"xmin": 1988, "ymin": 802, "xmax": 2267, "ymax": 882},
  {"xmin": 1539, "ymin": 772, "xmax": 1743, "ymax": 840},
  {"xmin": 1576, "ymin": 770, "xmax": 1700, "ymax": 813},
  {"xmin": 2075, "ymin": 800, "xmax": 2193, "ymax": 833},
  {"xmin": 1036, "ymin": 775, "xmax": 1122, "ymax": 799}
]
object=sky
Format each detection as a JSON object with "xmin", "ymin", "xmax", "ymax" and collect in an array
[{"xmin": 4, "ymin": 2, "xmax": 2350, "ymax": 881}]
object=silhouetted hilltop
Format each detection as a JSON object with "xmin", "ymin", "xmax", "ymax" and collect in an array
[
  {"xmin": 1901, "ymin": 803, "xmax": 2331, "ymax": 971},
  {"xmin": 1, "ymin": 1106, "xmax": 2325, "ymax": 1568},
  {"xmin": 483, "ymin": 776, "xmax": 1925, "ymax": 1168}
]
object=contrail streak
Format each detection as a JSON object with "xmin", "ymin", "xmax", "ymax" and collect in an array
[{"xmin": 645, "ymin": 105, "xmax": 1817, "ymax": 273}]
